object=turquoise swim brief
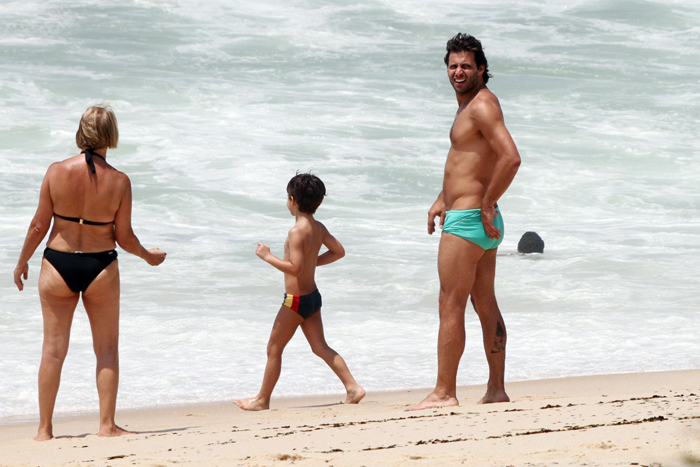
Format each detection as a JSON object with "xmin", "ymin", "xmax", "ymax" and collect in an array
[{"xmin": 442, "ymin": 207, "xmax": 504, "ymax": 250}]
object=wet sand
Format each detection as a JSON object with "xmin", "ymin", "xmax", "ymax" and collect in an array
[{"xmin": 1, "ymin": 370, "xmax": 698, "ymax": 466}]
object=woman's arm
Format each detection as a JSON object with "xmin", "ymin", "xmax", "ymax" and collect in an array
[
  {"xmin": 14, "ymin": 166, "xmax": 56, "ymax": 291},
  {"xmin": 113, "ymin": 176, "xmax": 166, "ymax": 266}
]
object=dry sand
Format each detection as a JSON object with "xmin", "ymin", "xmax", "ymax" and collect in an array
[{"xmin": 1, "ymin": 370, "xmax": 698, "ymax": 466}]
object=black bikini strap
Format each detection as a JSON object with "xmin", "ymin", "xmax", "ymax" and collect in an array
[
  {"xmin": 54, "ymin": 213, "xmax": 112, "ymax": 226},
  {"xmin": 82, "ymin": 148, "xmax": 105, "ymax": 173}
]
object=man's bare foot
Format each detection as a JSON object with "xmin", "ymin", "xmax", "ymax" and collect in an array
[
  {"xmin": 407, "ymin": 392, "xmax": 459, "ymax": 411},
  {"xmin": 33, "ymin": 431, "xmax": 53, "ymax": 442},
  {"xmin": 98, "ymin": 425, "xmax": 134, "ymax": 437},
  {"xmin": 344, "ymin": 386, "xmax": 365, "ymax": 404},
  {"xmin": 477, "ymin": 390, "xmax": 510, "ymax": 404},
  {"xmin": 233, "ymin": 397, "xmax": 269, "ymax": 411}
]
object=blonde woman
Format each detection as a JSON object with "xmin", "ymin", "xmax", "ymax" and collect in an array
[{"xmin": 14, "ymin": 105, "xmax": 167, "ymax": 440}]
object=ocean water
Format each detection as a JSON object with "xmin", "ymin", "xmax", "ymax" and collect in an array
[{"xmin": 1, "ymin": 0, "xmax": 699, "ymax": 420}]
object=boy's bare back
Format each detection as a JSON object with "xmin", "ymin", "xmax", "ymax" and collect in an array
[
  {"xmin": 255, "ymin": 195, "xmax": 344, "ymax": 296},
  {"xmin": 283, "ymin": 217, "xmax": 328, "ymax": 295}
]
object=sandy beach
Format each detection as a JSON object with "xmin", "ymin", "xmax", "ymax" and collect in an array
[{"xmin": 1, "ymin": 370, "xmax": 698, "ymax": 466}]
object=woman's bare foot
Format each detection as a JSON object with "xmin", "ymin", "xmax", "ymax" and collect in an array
[
  {"xmin": 98, "ymin": 425, "xmax": 134, "ymax": 437},
  {"xmin": 407, "ymin": 391, "xmax": 459, "ymax": 411},
  {"xmin": 233, "ymin": 397, "xmax": 269, "ymax": 411},
  {"xmin": 344, "ymin": 386, "xmax": 366, "ymax": 404}
]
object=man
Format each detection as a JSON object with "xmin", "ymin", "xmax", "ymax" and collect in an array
[{"xmin": 412, "ymin": 33, "xmax": 521, "ymax": 410}]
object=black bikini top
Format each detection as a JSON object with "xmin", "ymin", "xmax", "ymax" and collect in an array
[
  {"xmin": 53, "ymin": 149, "xmax": 114, "ymax": 226},
  {"xmin": 54, "ymin": 213, "xmax": 112, "ymax": 226},
  {"xmin": 82, "ymin": 148, "xmax": 105, "ymax": 173}
]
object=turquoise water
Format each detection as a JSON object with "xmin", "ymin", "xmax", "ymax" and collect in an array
[{"xmin": 1, "ymin": 0, "xmax": 699, "ymax": 419}]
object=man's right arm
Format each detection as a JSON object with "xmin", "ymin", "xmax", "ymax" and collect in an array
[{"xmin": 428, "ymin": 190, "xmax": 446, "ymax": 235}]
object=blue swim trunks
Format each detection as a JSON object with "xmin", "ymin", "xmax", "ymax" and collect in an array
[{"xmin": 442, "ymin": 207, "xmax": 504, "ymax": 250}]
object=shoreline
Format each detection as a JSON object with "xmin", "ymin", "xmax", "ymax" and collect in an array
[
  {"xmin": 1, "ymin": 370, "xmax": 698, "ymax": 466},
  {"xmin": 2, "ymin": 369, "xmax": 697, "ymax": 426}
]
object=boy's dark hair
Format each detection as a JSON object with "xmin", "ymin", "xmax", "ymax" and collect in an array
[
  {"xmin": 287, "ymin": 173, "xmax": 326, "ymax": 214},
  {"xmin": 444, "ymin": 33, "xmax": 492, "ymax": 84}
]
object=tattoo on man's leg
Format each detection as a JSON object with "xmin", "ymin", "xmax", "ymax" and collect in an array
[{"xmin": 491, "ymin": 321, "xmax": 505, "ymax": 354}]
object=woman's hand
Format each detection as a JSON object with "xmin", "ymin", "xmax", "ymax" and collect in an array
[
  {"xmin": 14, "ymin": 263, "xmax": 29, "ymax": 291},
  {"xmin": 145, "ymin": 248, "xmax": 167, "ymax": 266}
]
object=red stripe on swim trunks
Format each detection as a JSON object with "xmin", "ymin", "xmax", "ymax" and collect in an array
[{"xmin": 284, "ymin": 293, "xmax": 300, "ymax": 312}]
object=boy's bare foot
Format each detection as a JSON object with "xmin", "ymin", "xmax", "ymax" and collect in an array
[
  {"xmin": 407, "ymin": 391, "xmax": 459, "ymax": 411},
  {"xmin": 477, "ymin": 390, "xmax": 510, "ymax": 404},
  {"xmin": 98, "ymin": 425, "xmax": 133, "ymax": 437},
  {"xmin": 344, "ymin": 386, "xmax": 365, "ymax": 404},
  {"xmin": 233, "ymin": 397, "xmax": 269, "ymax": 411}
]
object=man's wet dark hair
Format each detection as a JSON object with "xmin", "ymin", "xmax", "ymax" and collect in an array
[
  {"xmin": 444, "ymin": 33, "xmax": 492, "ymax": 84},
  {"xmin": 287, "ymin": 173, "xmax": 326, "ymax": 214}
]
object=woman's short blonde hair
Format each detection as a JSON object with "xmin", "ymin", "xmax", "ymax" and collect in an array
[{"xmin": 75, "ymin": 105, "xmax": 119, "ymax": 150}]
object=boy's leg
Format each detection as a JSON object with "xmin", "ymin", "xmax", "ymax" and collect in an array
[
  {"xmin": 300, "ymin": 310, "xmax": 365, "ymax": 404},
  {"xmin": 233, "ymin": 306, "xmax": 302, "ymax": 411}
]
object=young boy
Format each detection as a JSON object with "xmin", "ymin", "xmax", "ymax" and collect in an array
[{"xmin": 233, "ymin": 173, "xmax": 365, "ymax": 411}]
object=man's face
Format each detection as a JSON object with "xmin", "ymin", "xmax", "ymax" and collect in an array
[{"xmin": 447, "ymin": 51, "xmax": 484, "ymax": 94}]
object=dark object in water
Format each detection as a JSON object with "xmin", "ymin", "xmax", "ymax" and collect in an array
[{"xmin": 518, "ymin": 231, "xmax": 544, "ymax": 254}]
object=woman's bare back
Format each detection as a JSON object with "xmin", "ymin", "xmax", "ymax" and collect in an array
[{"xmin": 46, "ymin": 152, "xmax": 128, "ymax": 253}]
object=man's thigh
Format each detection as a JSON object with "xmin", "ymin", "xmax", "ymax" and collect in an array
[
  {"xmin": 472, "ymin": 248, "xmax": 497, "ymax": 297},
  {"xmin": 438, "ymin": 233, "xmax": 485, "ymax": 308}
]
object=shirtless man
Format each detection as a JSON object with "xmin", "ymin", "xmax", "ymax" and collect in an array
[{"xmin": 411, "ymin": 33, "xmax": 521, "ymax": 410}]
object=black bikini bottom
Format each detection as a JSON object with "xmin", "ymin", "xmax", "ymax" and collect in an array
[{"xmin": 43, "ymin": 248, "xmax": 118, "ymax": 293}]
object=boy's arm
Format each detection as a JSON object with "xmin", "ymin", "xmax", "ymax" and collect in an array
[
  {"xmin": 256, "ymin": 228, "xmax": 304, "ymax": 277},
  {"xmin": 317, "ymin": 227, "xmax": 345, "ymax": 266}
]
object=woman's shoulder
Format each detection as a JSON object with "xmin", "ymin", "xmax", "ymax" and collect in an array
[
  {"xmin": 45, "ymin": 155, "xmax": 130, "ymax": 192},
  {"xmin": 48, "ymin": 154, "xmax": 76, "ymax": 167},
  {"xmin": 106, "ymin": 169, "xmax": 132, "ymax": 199},
  {"xmin": 49, "ymin": 154, "xmax": 128, "ymax": 175},
  {"xmin": 110, "ymin": 167, "xmax": 130, "ymax": 184},
  {"xmin": 46, "ymin": 154, "xmax": 87, "ymax": 173},
  {"xmin": 45, "ymin": 158, "xmax": 72, "ymax": 179}
]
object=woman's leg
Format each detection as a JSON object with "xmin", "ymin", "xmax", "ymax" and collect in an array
[
  {"xmin": 81, "ymin": 260, "xmax": 128, "ymax": 436},
  {"xmin": 36, "ymin": 259, "xmax": 80, "ymax": 441},
  {"xmin": 301, "ymin": 311, "xmax": 365, "ymax": 404},
  {"xmin": 233, "ymin": 307, "xmax": 302, "ymax": 411}
]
